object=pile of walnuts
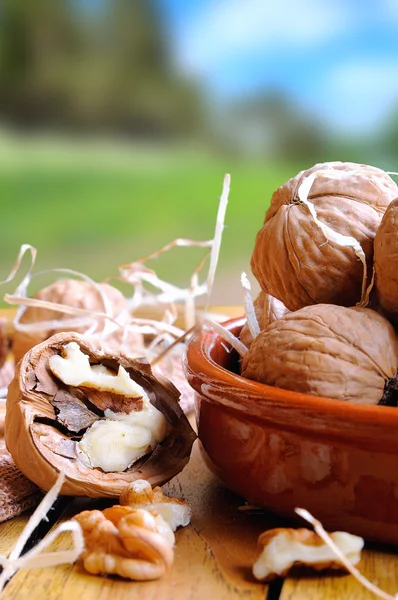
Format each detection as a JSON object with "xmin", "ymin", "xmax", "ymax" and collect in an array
[{"xmin": 240, "ymin": 161, "xmax": 398, "ymax": 406}]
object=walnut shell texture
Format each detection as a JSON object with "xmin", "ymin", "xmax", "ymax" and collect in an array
[
  {"xmin": 12, "ymin": 279, "xmax": 141, "ymax": 363},
  {"xmin": 240, "ymin": 291, "xmax": 288, "ymax": 348},
  {"xmin": 5, "ymin": 332, "xmax": 196, "ymax": 497},
  {"xmin": 374, "ymin": 198, "xmax": 398, "ymax": 322},
  {"xmin": 241, "ymin": 304, "xmax": 398, "ymax": 404},
  {"xmin": 251, "ymin": 162, "xmax": 398, "ymax": 311}
]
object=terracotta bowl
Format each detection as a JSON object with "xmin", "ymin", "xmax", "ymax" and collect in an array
[{"xmin": 183, "ymin": 317, "xmax": 398, "ymax": 545}]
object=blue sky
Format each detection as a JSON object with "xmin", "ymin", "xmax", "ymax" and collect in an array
[{"xmin": 157, "ymin": 0, "xmax": 398, "ymax": 135}]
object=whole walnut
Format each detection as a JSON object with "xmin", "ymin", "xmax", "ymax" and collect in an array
[
  {"xmin": 241, "ymin": 304, "xmax": 398, "ymax": 405},
  {"xmin": 251, "ymin": 162, "xmax": 398, "ymax": 311},
  {"xmin": 374, "ymin": 198, "xmax": 398, "ymax": 323},
  {"xmin": 240, "ymin": 291, "xmax": 288, "ymax": 348},
  {"xmin": 12, "ymin": 279, "xmax": 142, "ymax": 362}
]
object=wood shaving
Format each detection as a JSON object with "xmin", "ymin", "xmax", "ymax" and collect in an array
[
  {"xmin": 296, "ymin": 508, "xmax": 398, "ymax": 600},
  {"xmin": 0, "ymin": 472, "xmax": 84, "ymax": 592}
]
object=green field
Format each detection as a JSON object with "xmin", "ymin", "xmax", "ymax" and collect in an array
[{"xmin": 0, "ymin": 135, "xmax": 304, "ymax": 304}]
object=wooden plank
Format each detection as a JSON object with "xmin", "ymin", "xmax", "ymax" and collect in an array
[
  {"xmin": 1, "ymin": 441, "xmax": 280, "ymax": 600},
  {"xmin": 280, "ymin": 547, "xmax": 398, "ymax": 600},
  {"xmin": 0, "ymin": 514, "xmax": 32, "ymax": 557}
]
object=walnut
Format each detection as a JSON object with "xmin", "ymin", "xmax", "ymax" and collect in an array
[
  {"xmin": 374, "ymin": 198, "xmax": 398, "ymax": 323},
  {"xmin": 251, "ymin": 162, "xmax": 398, "ymax": 311},
  {"xmin": 252, "ymin": 527, "xmax": 364, "ymax": 582},
  {"xmin": 12, "ymin": 278, "xmax": 142, "ymax": 363},
  {"xmin": 73, "ymin": 506, "xmax": 174, "ymax": 581},
  {"xmin": 5, "ymin": 332, "xmax": 196, "ymax": 497},
  {"xmin": 120, "ymin": 479, "xmax": 191, "ymax": 531},
  {"xmin": 240, "ymin": 291, "xmax": 288, "ymax": 348},
  {"xmin": 241, "ymin": 304, "xmax": 398, "ymax": 405}
]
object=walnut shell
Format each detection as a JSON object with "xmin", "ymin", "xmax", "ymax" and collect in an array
[
  {"xmin": 12, "ymin": 279, "xmax": 142, "ymax": 363},
  {"xmin": 5, "ymin": 332, "xmax": 196, "ymax": 497},
  {"xmin": 251, "ymin": 162, "xmax": 398, "ymax": 311},
  {"xmin": 374, "ymin": 198, "xmax": 398, "ymax": 322},
  {"xmin": 240, "ymin": 291, "xmax": 288, "ymax": 348},
  {"xmin": 241, "ymin": 304, "xmax": 398, "ymax": 404}
]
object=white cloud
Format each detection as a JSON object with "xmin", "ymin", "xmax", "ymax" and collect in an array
[
  {"xmin": 175, "ymin": 0, "xmax": 353, "ymax": 75},
  {"xmin": 320, "ymin": 59, "xmax": 398, "ymax": 133}
]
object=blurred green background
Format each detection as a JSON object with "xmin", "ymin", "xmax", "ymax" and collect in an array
[{"xmin": 1, "ymin": 0, "xmax": 398, "ymax": 304}]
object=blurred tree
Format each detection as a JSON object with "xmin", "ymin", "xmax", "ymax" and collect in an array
[
  {"xmin": 220, "ymin": 92, "xmax": 327, "ymax": 162},
  {"xmin": 0, "ymin": 0, "xmax": 203, "ymax": 138}
]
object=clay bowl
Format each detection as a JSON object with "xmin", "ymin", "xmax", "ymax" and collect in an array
[{"xmin": 183, "ymin": 316, "xmax": 398, "ymax": 545}]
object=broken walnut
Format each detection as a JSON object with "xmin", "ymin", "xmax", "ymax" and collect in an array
[
  {"xmin": 5, "ymin": 332, "xmax": 196, "ymax": 497},
  {"xmin": 74, "ymin": 506, "xmax": 174, "ymax": 581},
  {"xmin": 252, "ymin": 527, "xmax": 364, "ymax": 582},
  {"xmin": 120, "ymin": 479, "xmax": 191, "ymax": 531}
]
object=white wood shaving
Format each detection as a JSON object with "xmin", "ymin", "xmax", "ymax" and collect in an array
[
  {"xmin": 297, "ymin": 172, "xmax": 368, "ymax": 306},
  {"xmin": 296, "ymin": 508, "xmax": 398, "ymax": 600},
  {"xmin": 0, "ymin": 472, "xmax": 84, "ymax": 592},
  {"xmin": 206, "ymin": 174, "xmax": 231, "ymax": 309},
  {"xmin": 1, "ymin": 175, "xmax": 233, "ymax": 371},
  {"xmin": 240, "ymin": 272, "xmax": 260, "ymax": 340},
  {"xmin": 203, "ymin": 317, "xmax": 248, "ymax": 358}
]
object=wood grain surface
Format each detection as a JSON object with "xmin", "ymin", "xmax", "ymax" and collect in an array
[
  {"xmin": 1, "ymin": 306, "xmax": 398, "ymax": 599},
  {"xmin": 0, "ymin": 440, "xmax": 276, "ymax": 600}
]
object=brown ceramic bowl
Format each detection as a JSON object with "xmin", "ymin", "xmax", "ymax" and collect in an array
[{"xmin": 183, "ymin": 316, "xmax": 398, "ymax": 545}]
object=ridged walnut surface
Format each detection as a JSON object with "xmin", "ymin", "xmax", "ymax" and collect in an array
[
  {"xmin": 374, "ymin": 198, "xmax": 398, "ymax": 322},
  {"xmin": 12, "ymin": 279, "xmax": 137, "ymax": 363},
  {"xmin": 241, "ymin": 304, "xmax": 398, "ymax": 404},
  {"xmin": 251, "ymin": 162, "xmax": 398, "ymax": 311}
]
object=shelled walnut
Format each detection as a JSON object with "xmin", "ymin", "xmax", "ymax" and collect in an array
[
  {"xmin": 5, "ymin": 332, "xmax": 196, "ymax": 497},
  {"xmin": 252, "ymin": 528, "xmax": 364, "ymax": 582},
  {"xmin": 74, "ymin": 506, "xmax": 174, "ymax": 580},
  {"xmin": 120, "ymin": 479, "xmax": 191, "ymax": 531}
]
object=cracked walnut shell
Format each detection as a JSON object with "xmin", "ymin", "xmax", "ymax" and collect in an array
[
  {"xmin": 5, "ymin": 331, "xmax": 196, "ymax": 497},
  {"xmin": 251, "ymin": 162, "xmax": 398, "ymax": 311},
  {"xmin": 74, "ymin": 506, "xmax": 174, "ymax": 580},
  {"xmin": 241, "ymin": 304, "xmax": 398, "ymax": 405}
]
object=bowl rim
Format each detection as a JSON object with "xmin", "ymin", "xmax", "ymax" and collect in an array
[{"xmin": 185, "ymin": 315, "xmax": 398, "ymax": 427}]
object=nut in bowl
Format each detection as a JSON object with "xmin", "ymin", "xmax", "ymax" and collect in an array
[{"xmin": 184, "ymin": 316, "xmax": 398, "ymax": 546}]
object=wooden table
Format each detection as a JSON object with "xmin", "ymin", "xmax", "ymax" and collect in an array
[
  {"xmin": 1, "ymin": 435, "xmax": 398, "ymax": 600},
  {"xmin": 1, "ymin": 307, "xmax": 398, "ymax": 598}
]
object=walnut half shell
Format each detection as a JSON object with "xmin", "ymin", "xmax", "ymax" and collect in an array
[{"xmin": 5, "ymin": 332, "xmax": 196, "ymax": 497}]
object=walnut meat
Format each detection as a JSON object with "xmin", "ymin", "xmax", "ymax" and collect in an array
[
  {"xmin": 251, "ymin": 162, "xmax": 398, "ymax": 311},
  {"xmin": 120, "ymin": 479, "xmax": 191, "ymax": 531},
  {"xmin": 253, "ymin": 528, "xmax": 364, "ymax": 582},
  {"xmin": 241, "ymin": 304, "xmax": 398, "ymax": 405},
  {"xmin": 74, "ymin": 506, "xmax": 174, "ymax": 580},
  {"xmin": 374, "ymin": 198, "xmax": 398, "ymax": 322},
  {"xmin": 12, "ymin": 279, "xmax": 142, "ymax": 363},
  {"xmin": 5, "ymin": 332, "xmax": 196, "ymax": 497},
  {"xmin": 240, "ymin": 292, "xmax": 288, "ymax": 348}
]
